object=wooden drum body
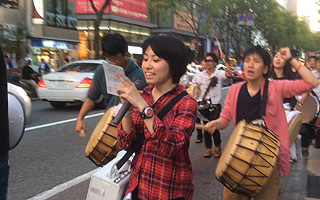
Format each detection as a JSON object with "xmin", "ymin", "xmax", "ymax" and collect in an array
[
  {"xmin": 286, "ymin": 111, "xmax": 303, "ymax": 146},
  {"xmin": 295, "ymin": 95, "xmax": 320, "ymax": 125},
  {"xmin": 85, "ymin": 107, "xmax": 122, "ymax": 166},
  {"xmin": 215, "ymin": 120, "xmax": 280, "ymax": 196}
]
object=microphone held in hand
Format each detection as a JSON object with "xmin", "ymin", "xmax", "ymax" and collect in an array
[{"xmin": 112, "ymin": 80, "xmax": 145, "ymax": 125}]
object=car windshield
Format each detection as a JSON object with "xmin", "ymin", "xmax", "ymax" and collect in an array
[{"xmin": 58, "ymin": 63, "xmax": 101, "ymax": 72}]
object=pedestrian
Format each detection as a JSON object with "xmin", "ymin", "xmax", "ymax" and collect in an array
[
  {"xmin": 192, "ymin": 59, "xmax": 207, "ymax": 144},
  {"xmin": 299, "ymin": 56, "xmax": 320, "ymax": 156},
  {"xmin": 22, "ymin": 57, "xmax": 39, "ymax": 89},
  {"xmin": 4, "ymin": 55, "xmax": 14, "ymax": 69},
  {"xmin": 192, "ymin": 51, "xmax": 232, "ymax": 158},
  {"xmin": 270, "ymin": 50, "xmax": 301, "ymax": 162},
  {"xmin": 38, "ymin": 58, "xmax": 51, "ymax": 74},
  {"xmin": 205, "ymin": 45, "xmax": 318, "ymax": 199},
  {"xmin": 115, "ymin": 34, "xmax": 197, "ymax": 200},
  {"xmin": 307, "ymin": 55, "xmax": 317, "ymax": 72},
  {"xmin": 75, "ymin": 33, "xmax": 147, "ymax": 134},
  {"xmin": 0, "ymin": 47, "xmax": 10, "ymax": 200}
]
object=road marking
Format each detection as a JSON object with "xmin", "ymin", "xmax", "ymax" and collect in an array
[
  {"xmin": 27, "ymin": 168, "xmax": 99, "ymax": 200},
  {"xmin": 25, "ymin": 112, "xmax": 104, "ymax": 131}
]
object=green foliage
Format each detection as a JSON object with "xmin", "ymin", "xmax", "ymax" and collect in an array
[{"xmin": 0, "ymin": 23, "xmax": 30, "ymax": 67}]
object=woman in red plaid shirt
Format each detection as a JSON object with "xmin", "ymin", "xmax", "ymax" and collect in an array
[{"xmin": 115, "ymin": 34, "xmax": 198, "ymax": 200}]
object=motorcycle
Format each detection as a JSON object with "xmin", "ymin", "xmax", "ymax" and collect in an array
[{"xmin": 7, "ymin": 71, "xmax": 39, "ymax": 99}]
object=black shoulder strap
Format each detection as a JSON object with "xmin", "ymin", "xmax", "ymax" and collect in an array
[
  {"xmin": 116, "ymin": 91, "xmax": 189, "ymax": 170},
  {"xmin": 157, "ymin": 91, "xmax": 188, "ymax": 120},
  {"xmin": 260, "ymin": 78, "xmax": 269, "ymax": 117}
]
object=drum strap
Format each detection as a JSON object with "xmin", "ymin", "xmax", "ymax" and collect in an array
[
  {"xmin": 260, "ymin": 78, "xmax": 269, "ymax": 117},
  {"xmin": 115, "ymin": 91, "xmax": 189, "ymax": 170}
]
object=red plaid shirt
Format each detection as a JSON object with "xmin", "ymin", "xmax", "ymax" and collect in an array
[{"xmin": 118, "ymin": 84, "xmax": 197, "ymax": 200}]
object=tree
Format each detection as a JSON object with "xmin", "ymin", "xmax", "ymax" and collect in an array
[
  {"xmin": 0, "ymin": 23, "xmax": 30, "ymax": 67},
  {"xmin": 89, "ymin": 0, "xmax": 111, "ymax": 59},
  {"xmin": 151, "ymin": 0, "xmax": 205, "ymax": 63}
]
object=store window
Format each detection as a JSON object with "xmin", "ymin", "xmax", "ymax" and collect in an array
[
  {"xmin": 0, "ymin": 0, "xmax": 18, "ymax": 9},
  {"xmin": 45, "ymin": 0, "xmax": 77, "ymax": 30}
]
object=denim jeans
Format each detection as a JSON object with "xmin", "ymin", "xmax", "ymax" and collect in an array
[{"xmin": 0, "ymin": 154, "xmax": 9, "ymax": 200}]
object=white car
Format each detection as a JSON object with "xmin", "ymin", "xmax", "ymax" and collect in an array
[
  {"xmin": 37, "ymin": 60, "xmax": 105, "ymax": 108},
  {"xmin": 8, "ymin": 82, "xmax": 32, "ymax": 117}
]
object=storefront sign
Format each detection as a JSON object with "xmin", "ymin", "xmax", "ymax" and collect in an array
[
  {"xmin": 33, "ymin": 0, "xmax": 44, "ymax": 24},
  {"xmin": 75, "ymin": 0, "xmax": 148, "ymax": 22},
  {"xmin": 31, "ymin": 39, "xmax": 79, "ymax": 50}
]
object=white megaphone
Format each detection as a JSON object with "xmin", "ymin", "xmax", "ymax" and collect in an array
[{"xmin": 8, "ymin": 93, "xmax": 25, "ymax": 150}]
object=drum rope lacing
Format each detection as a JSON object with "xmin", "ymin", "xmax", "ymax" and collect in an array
[{"xmin": 219, "ymin": 123, "xmax": 280, "ymax": 196}]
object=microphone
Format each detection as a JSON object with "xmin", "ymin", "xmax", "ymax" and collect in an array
[{"xmin": 112, "ymin": 80, "xmax": 145, "ymax": 125}]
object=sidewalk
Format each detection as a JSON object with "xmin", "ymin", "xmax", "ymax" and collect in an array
[{"xmin": 279, "ymin": 142, "xmax": 320, "ymax": 200}]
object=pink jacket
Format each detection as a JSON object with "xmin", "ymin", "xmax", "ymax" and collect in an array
[{"xmin": 220, "ymin": 79, "xmax": 315, "ymax": 175}]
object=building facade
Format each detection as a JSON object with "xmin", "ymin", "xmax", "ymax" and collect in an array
[
  {"xmin": 0, "ymin": 0, "xmax": 80, "ymax": 70},
  {"xmin": 75, "ymin": 0, "xmax": 156, "ymax": 65}
]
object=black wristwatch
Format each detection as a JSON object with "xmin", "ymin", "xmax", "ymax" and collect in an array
[{"xmin": 139, "ymin": 106, "xmax": 154, "ymax": 119}]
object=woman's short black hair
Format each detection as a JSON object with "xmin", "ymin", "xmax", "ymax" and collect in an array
[
  {"xmin": 142, "ymin": 34, "xmax": 188, "ymax": 84},
  {"xmin": 101, "ymin": 33, "xmax": 128, "ymax": 57},
  {"xmin": 243, "ymin": 45, "xmax": 271, "ymax": 77}
]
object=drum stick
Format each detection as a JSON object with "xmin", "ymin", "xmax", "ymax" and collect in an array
[
  {"xmin": 195, "ymin": 123, "xmax": 207, "ymax": 130},
  {"xmin": 79, "ymin": 129, "xmax": 86, "ymax": 138},
  {"xmin": 215, "ymin": 36, "xmax": 222, "ymax": 53}
]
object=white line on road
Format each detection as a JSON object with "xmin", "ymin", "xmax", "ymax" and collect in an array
[
  {"xmin": 25, "ymin": 112, "xmax": 104, "ymax": 132},
  {"xmin": 27, "ymin": 168, "xmax": 99, "ymax": 200}
]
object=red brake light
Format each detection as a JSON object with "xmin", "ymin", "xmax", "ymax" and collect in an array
[
  {"xmin": 66, "ymin": 71, "xmax": 79, "ymax": 73},
  {"xmin": 76, "ymin": 78, "xmax": 92, "ymax": 88},
  {"xmin": 38, "ymin": 79, "xmax": 46, "ymax": 88},
  {"xmin": 237, "ymin": 70, "xmax": 243, "ymax": 75}
]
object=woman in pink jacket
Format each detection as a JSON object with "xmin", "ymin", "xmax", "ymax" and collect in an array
[{"xmin": 206, "ymin": 45, "xmax": 319, "ymax": 200}]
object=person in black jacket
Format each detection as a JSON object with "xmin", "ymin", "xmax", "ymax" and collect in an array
[{"xmin": 0, "ymin": 47, "xmax": 10, "ymax": 200}]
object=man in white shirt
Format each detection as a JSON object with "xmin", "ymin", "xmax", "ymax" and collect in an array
[{"xmin": 192, "ymin": 52, "xmax": 232, "ymax": 158}]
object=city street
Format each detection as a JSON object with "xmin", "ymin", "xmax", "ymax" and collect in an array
[{"xmin": 7, "ymin": 87, "xmax": 320, "ymax": 200}]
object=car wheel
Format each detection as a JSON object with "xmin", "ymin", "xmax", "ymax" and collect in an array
[{"xmin": 50, "ymin": 101, "xmax": 67, "ymax": 108}]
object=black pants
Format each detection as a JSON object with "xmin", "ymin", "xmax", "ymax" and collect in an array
[
  {"xmin": 196, "ymin": 117, "xmax": 203, "ymax": 140},
  {"xmin": 299, "ymin": 123, "xmax": 315, "ymax": 148},
  {"xmin": 198, "ymin": 104, "xmax": 222, "ymax": 148}
]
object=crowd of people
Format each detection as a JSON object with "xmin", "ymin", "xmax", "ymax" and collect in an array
[
  {"xmin": 2, "ymin": 32, "xmax": 320, "ymax": 200},
  {"xmin": 75, "ymin": 33, "xmax": 320, "ymax": 200}
]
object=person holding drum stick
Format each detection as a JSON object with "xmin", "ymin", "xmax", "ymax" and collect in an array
[
  {"xmin": 75, "ymin": 33, "xmax": 146, "ymax": 136},
  {"xmin": 115, "ymin": 34, "xmax": 197, "ymax": 200},
  {"xmin": 205, "ymin": 45, "xmax": 318, "ymax": 200},
  {"xmin": 270, "ymin": 50, "xmax": 302, "ymax": 162}
]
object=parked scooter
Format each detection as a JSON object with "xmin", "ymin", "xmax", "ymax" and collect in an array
[{"xmin": 7, "ymin": 71, "xmax": 38, "ymax": 99}]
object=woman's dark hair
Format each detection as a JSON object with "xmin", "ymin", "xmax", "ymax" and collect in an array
[
  {"xmin": 270, "ymin": 51, "xmax": 296, "ymax": 80},
  {"xmin": 142, "ymin": 34, "xmax": 188, "ymax": 84},
  {"xmin": 101, "ymin": 33, "xmax": 128, "ymax": 57},
  {"xmin": 242, "ymin": 45, "xmax": 271, "ymax": 77}
]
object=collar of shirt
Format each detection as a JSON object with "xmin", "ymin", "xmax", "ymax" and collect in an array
[{"xmin": 142, "ymin": 84, "xmax": 184, "ymax": 113}]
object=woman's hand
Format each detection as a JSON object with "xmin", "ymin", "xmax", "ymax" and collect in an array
[
  {"xmin": 115, "ymin": 72, "xmax": 147, "ymax": 111},
  {"xmin": 279, "ymin": 47, "xmax": 292, "ymax": 62},
  {"xmin": 206, "ymin": 120, "xmax": 217, "ymax": 134}
]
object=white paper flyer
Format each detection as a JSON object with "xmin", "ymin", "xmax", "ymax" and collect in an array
[{"xmin": 102, "ymin": 61, "xmax": 125, "ymax": 96}]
